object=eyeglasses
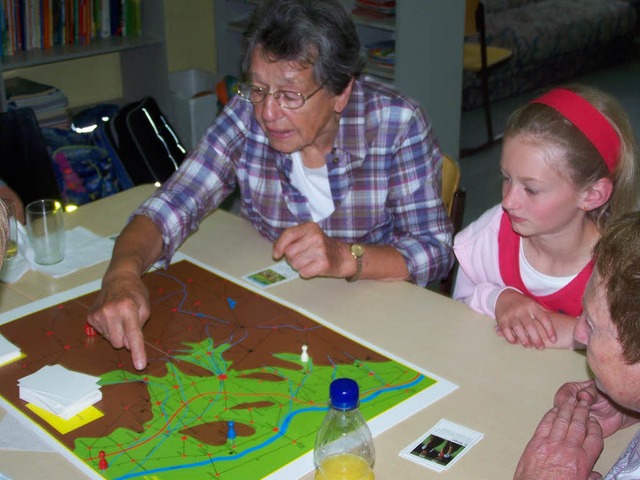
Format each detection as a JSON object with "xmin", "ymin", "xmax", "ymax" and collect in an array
[{"xmin": 235, "ymin": 82, "xmax": 326, "ymax": 110}]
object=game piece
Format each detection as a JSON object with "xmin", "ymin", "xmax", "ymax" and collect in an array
[
  {"xmin": 300, "ymin": 345, "xmax": 309, "ymax": 363},
  {"xmin": 98, "ymin": 450, "xmax": 108, "ymax": 470},
  {"xmin": 227, "ymin": 420, "xmax": 237, "ymax": 444},
  {"xmin": 84, "ymin": 322, "xmax": 96, "ymax": 337}
]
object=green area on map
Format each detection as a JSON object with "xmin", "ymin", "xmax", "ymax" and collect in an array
[{"xmin": 0, "ymin": 260, "xmax": 436, "ymax": 480}]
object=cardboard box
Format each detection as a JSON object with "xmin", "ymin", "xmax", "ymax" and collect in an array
[{"xmin": 169, "ymin": 69, "xmax": 218, "ymax": 149}]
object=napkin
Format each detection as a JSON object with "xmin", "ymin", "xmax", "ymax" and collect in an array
[{"xmin": 0, "ymin": 223, "xmax": 115, "ymax": 283}]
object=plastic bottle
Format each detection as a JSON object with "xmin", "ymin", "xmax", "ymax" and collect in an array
[{"xmin": 314, "ymin": 378, "xmax": 375, "ymax": 480}]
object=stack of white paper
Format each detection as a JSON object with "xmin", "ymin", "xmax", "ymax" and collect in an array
[
  {"xmin": 18, "ymin": 365, "xmax": 102, "ymax": 420},
  {"xmin": 0, "ymin": 334, "xmax": 21, "ymax": 366}
]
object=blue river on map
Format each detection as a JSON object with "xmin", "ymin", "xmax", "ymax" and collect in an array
[{"xmin": 114, "ymin": 374, "xmax": 426, "ymax": 479}]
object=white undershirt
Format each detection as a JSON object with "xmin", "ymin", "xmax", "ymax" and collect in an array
[
  {"xmin": 290, "ymin": 151, "xmax": 335, "ymax": 222},
  {"xmin": 520, "ymin": 240, "xmax": 577, "ymax": 296}
]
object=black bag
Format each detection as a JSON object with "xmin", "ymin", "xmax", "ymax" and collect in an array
[
  {"xmin": 106, "ymin": 97, "xmax": 187, "ymax": 185},
  {"xmin": 0, "ymin": 108, "xmax": 62, "ymax": 205}
]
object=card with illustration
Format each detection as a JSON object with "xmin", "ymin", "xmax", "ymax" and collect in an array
[
  {"xmin": 242, "ymin": 261, "xmax": 299, "ymax": 288},
  {"xmin": 399, "ymin": 419, "xmax": 484, "ymax": 472}
]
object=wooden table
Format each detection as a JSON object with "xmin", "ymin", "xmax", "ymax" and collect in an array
[{"xmin": 0, "ymin": 184, "xmax": 633, "ymax": 479}]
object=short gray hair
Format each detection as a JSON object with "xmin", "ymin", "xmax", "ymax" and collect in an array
[{"xmin": 240, "ymin": 0, "xmax": 365, "ymax": 95}]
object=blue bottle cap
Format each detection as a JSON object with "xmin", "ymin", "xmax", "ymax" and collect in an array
[{"xmin": 329, "ymin": 378, "xmax": 359, "ymax": 410}]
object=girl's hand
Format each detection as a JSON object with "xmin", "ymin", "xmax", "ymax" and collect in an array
[{"xmin": 495, "ymin": 289, "xmax": 557, "ymax": 349}]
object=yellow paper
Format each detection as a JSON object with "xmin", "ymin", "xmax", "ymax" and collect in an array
[{"xmin": 25, "ymin": 403, "xmax": 104, "ymax": 434}]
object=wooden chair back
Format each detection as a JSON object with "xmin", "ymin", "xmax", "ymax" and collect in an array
[
  {"xmin": 464, "ymin": 0, "xmax": 480, "ymax": 36},
  {"xmin": 442, "ymin": 154, "xmax": 461, "ymax": 216},
  {"xmin": 440, "ymin": 154, "xmax": 466, "ymax": 296}
]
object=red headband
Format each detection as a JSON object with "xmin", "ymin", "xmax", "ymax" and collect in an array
[{"xmin": 530, "ymin": 88, "xmax": 620, "ymax": 172}]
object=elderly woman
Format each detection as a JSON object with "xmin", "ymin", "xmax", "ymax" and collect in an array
[
  {"xmin": 515, "ymin": 211, "xmax": 640, "ymax": 479},
  {"xmin": 88, "ymin": 0, "xmax": 452, "ymax": 370}
]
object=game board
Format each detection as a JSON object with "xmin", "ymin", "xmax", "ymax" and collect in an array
[{"xmin": 0, "ymin": 256, "xmax": 457, "ymax": 479}]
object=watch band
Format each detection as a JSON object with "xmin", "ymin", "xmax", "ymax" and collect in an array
[{"xmin": 346, "ymin": 244, "xmax": 364, "ymax": 283}]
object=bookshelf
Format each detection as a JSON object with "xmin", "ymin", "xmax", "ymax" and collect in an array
[
  {"xmin": 0, "ymin": 0, "xmax": 170, "ymax": 114},
  {"xmin": 212, "ymin": 0, "xmax": 464, "ymax": 156}
]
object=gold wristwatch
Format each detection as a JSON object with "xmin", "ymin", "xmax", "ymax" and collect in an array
[{"xmin": 346, "ymin": 243, "xmax": 365, "ymax": 283}]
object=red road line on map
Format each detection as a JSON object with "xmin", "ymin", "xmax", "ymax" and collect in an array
[{"xmin": 88, "ymin": 372, "xmax": 424, "ymax": 461}]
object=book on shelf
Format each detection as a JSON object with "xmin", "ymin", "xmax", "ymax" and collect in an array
[
  {"xmin": 355, "ymin": 0, "xmax": 396, "ymax": 8},
  {"xmin": 352, "ymin": 0, "xmax": 396, "ymax": 20},
  {"xmin": 99, "ymin": 0, "xmax": 110, "ymax": 38},
  {"xmin": 364, "ymin": 40, "xmax": 395, "ymax": 81},
  {"xmin": 366, "ymin": 40, "xmax": 395, "ymax": 65},
  {"xmin": 5, "ymin": 76, "xmax": 70, "ymax": 129},
  {"xmin": 0, "ymin": 0, "xmax": 141, "ymax": 57},
  {"xmin": 5, "ymin": 76, "xmax": 58, "ymax": 99}
]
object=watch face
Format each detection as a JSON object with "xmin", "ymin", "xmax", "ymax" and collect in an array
[{"xmin": 351, "ymin": 244, "xmax": 365, "ymax": 257}]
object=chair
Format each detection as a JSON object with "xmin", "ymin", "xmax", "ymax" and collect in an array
[
  {"xmin": 460, "ymin": 0, "xmax": 513, "ymax": 157},
  {"xmin": 440, "ymin": 154, "xmax": 466, "ymax": 296}
]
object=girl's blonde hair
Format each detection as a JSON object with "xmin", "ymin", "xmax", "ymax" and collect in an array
[{"xmin": 504, "ymin": 84, "xmax": 639, "ymax": 231}]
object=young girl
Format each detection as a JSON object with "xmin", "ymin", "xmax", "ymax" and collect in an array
[{"xmin": 453, "ymin": 85, "xmax": 639, "ymax": 349}]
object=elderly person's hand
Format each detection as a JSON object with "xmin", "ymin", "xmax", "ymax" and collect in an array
[
  {"xmin": 88, "ymin": 266, "xmax": 151, "ymax": 371},
  {"xmin": 554, "ymin": 381, "xmax": 640, "ymax": 438},
  {"xmin": 272, "ymin": 222, "xmax": 353, "ymax": 279},
  {"xmin": 514, "ymin": 396, "xmax": 604, "ymax": 480}
]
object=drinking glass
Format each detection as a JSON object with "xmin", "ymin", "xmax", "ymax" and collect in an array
[{"xmin": 26, "ymin": 199, "xmax": 65, "ymax": 265}]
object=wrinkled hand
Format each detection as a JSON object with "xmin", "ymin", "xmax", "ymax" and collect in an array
[
  {"xmin": 272, "ymin": 223, "xmax": 351, "ymax": 279},
  {"xmin": 495, "ymin": 289, "xmax": 556, "ymax": 349},
  {"xmin": 514, "ymin": 397, "xmax": 604, "ymax": 480},
  {"xmin": 87, "ymin": 270, "xmax": 151, "ymax": 370},
  {"xmin": 555, "ymin": 381, "xmax": 630, "ymax": 438}
]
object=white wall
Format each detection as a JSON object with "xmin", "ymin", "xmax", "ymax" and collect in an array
[{"xmin": 395, "ymin": 0, "xmax": 465, "ymax": 158}]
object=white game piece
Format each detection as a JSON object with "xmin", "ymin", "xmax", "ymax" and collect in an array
[{"xmin": 301, "ymin": 345, "xmax": 309, "ymax": 363}]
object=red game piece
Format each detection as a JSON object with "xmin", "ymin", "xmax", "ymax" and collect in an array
[
  {"xmin": 98, "ymin": 450, "xmax": 108, "ymax": 470},
  {"xmin": 85, "ymin": 322, "xmax": 96, "ymax": 337}
]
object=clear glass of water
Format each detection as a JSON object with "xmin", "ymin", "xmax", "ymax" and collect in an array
[{"xmin": 26, "ymin": 199, "xmax": 65, "ymax": 265}]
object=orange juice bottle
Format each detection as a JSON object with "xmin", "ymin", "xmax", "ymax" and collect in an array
[
  {"xmin": 314, "ymin": 379, "xmax": 375, "ymax": 480},
  {"xmin": 315, "ymin": 453, "xmax": 374, "ymax": 480}
]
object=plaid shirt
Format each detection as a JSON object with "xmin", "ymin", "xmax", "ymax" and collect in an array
[{"xmin": 136, "ymin": 78, "xmax": 453, "ymax": 286}]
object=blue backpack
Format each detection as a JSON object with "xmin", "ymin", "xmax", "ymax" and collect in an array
[{"xmin": 41, "ymin": 127, "xmax": 133, "ymax": 206}]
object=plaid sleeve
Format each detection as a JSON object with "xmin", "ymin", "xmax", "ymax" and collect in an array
[
  {"xmin": 134, "ymin": 98, "xmax": 249, "ymax": 265},
  {"xmin": 386, "ymin": 107, "xmax": 454, "ymax": 286}
]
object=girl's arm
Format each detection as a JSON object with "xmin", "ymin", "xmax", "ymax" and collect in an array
[{"xmin": 495, "ymin": 289, "xmax": 580, "ymax": 349}]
